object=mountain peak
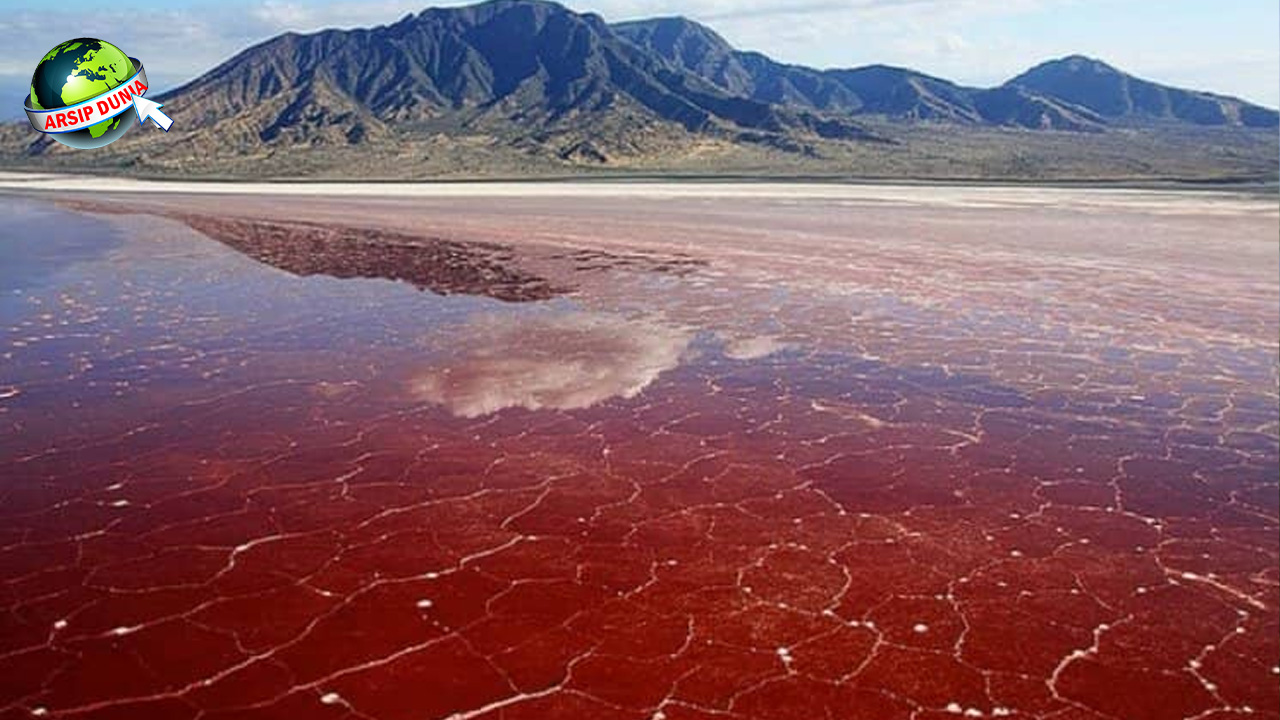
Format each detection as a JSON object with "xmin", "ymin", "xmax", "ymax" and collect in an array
[
  {"xmin": 614, "ymin": 15, "xmax": 731, "ymax": 41},
  {"xmin": 442, "ymin": 0, "xmax": 570, "ymax": 12},
  {"xmin": 612, "ymin": 16, "xmax": 758, "ymax": 99},
  {"xmin": 12, "ymin": 0, "xmax": 1273, "ymax": 177},
  {"xmin": 411, "ymin": 0, "xmax": 578, "ymax": 28},
  {"xmin": 1009, "ymin": 55, "xmax": 1277, "ymax": 127},
  {"xmin": 142, "ymin": 0, "xmax": 874, "ymax": 165},
  {"xmin": 612, "ymin": 16, "xmax": 738, "ymax": 66},
  {"xmin": 1028, "ymin": 54, "xmax": 1120, "ymax": 75}
]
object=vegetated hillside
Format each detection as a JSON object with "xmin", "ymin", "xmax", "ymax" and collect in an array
[
  {"xmin": 1, "ymin": 0, "xmax": 1275, "ymax": 180},
  {"xmin": 16, "ymin": 0, "xmax": 874, "ymax": 167}
]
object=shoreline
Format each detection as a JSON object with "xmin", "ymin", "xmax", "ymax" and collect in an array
[
  {"xmin": 2, "ymin": 172, "xmax": 1277, "ymax": 216},
  {"xmin": 0, "ymin": 169, "xmax": 1276, "ymax": 192}
]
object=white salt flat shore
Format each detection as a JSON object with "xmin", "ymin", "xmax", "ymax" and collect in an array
[{"xmin": 0, "ymin": 171, "xmax": 1274, "ymax": 216}]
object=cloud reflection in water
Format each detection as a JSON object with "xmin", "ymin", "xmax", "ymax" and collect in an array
[
  {"xmin": 721, "ymin": 334, "xmax": 788, "ymax": 360},
  {"xmin": 412, "ymin": 312, "xmax": 693, "ymax": 418}
]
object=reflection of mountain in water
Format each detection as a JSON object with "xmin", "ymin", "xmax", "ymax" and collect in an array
[
  {"xmin": 180, "ymin": 215, "xmax": 565, "ymax": 302},
  {"xmin": 412, "ymin": 312, "xmax": 693, "ymax": 418}
]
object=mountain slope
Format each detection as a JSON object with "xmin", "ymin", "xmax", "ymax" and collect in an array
[
  {"xmin": 1, "ymin": 0, "xmax": 1274, "ymax": 180},
  {"xmin": 144, "ymin": 1, "xmax": 874, "ymax": 154},
  {"xmin": 612, "ymin": 17, "xmax": 858, "ymax": 111},
  {"xmin": 1008, "ymin": 56, "xmax": 1279, "ymax": 128},
  {"xmin": 614, "ymin": 17, "xmax": 1099, "ymax": 130},
  {"xmin": 615, "ymin": 16, "xmax": 1276, "ymax": 132},
  {"xmin": 16, "ymin": 0, "xmax": 879, "ymax": 167}
]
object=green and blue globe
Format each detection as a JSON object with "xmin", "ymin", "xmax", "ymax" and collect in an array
[{"xmin": 29, "ymin": 38, "xmax": 134, "ymax": 150}]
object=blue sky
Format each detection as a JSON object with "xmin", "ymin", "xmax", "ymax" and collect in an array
[{"xmin": 2, "ymin": 0, "xmax": 1277, "ymax": 107}]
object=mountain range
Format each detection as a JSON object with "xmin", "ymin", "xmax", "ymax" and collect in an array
[
  {"xmin": 2, "ymin": 0, "xmax": 1275, "ymax": 180},
  {"xmin": 614, "ymin": 18, "xmax": 1277, "ymax": 132}
]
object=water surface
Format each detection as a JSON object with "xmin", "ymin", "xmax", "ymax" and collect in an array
[{"xmin": 0, "ymin": 191, "xmax": 1276, "ymax": 720}]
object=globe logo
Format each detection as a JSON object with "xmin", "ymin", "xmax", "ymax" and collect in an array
[{"xmin": 24, "ymin": 38, "xmax": 173, "ymax": 149}]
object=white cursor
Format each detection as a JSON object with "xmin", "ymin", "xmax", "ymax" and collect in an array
[{"xmin": 132, "ymin": 95, "xmax": 173, "ymax": 132}]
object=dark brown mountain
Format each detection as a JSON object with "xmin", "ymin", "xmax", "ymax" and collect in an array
[
  {"xmin": 824, "ymin": 66, "xmax": 1105, "ymax": 131},
  {"xmin": 146, "ymin": 0, "xmax": 874, "ymax": 152},
  {"xmin": 613, "ymin": 17, "xmax": 1100, "ymax": 130},
  {"xmin": 1007, "ymin": 55, "xmax": 1279, "ymax": 128},
  {"xmin": 611, "ymin": 17, "xmax": 856, "ymax": 111},
  {"xmin": 615, "ymin": 16, "xmax": 1276, "ymax": 132},
  {"xmin": 1, "ymin": 0, "xmax": 1274, "ymax": 180}
]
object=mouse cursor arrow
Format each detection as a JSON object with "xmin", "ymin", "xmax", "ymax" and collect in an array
[{"xmin": 132, "ymin": 95, "xmax": 173, "ymax": 132}]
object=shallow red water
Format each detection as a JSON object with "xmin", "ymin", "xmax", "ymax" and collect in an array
[{"xmin": 0, "ymin": 192, "xmax": 1276, "ymax": 720}]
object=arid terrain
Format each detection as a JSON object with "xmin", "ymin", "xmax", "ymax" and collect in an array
[
  {"xmin": 4, "ymin": 2, "xmax": 1277, "ymax": 182},
  {"xmin": 0, "ymin": 179, "xmax": 1276, "ymax": 720}
]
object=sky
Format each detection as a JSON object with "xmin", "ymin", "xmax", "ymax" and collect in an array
[{"xmin": 2, "ymin": 0, "xmax": 1277, "ymax": 108}]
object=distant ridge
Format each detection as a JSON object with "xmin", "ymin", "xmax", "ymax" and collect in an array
[
  {"xmin": 615, "ymin": 16, "xmax": 1276, "ymax": 131},
  {"xmin": 1, "ymin": 0, "xmax": 1275, "ymax": 180},
  {"xmin": 1007, "ymin": 55, "xmax": 1278, "ymax": 128}
]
